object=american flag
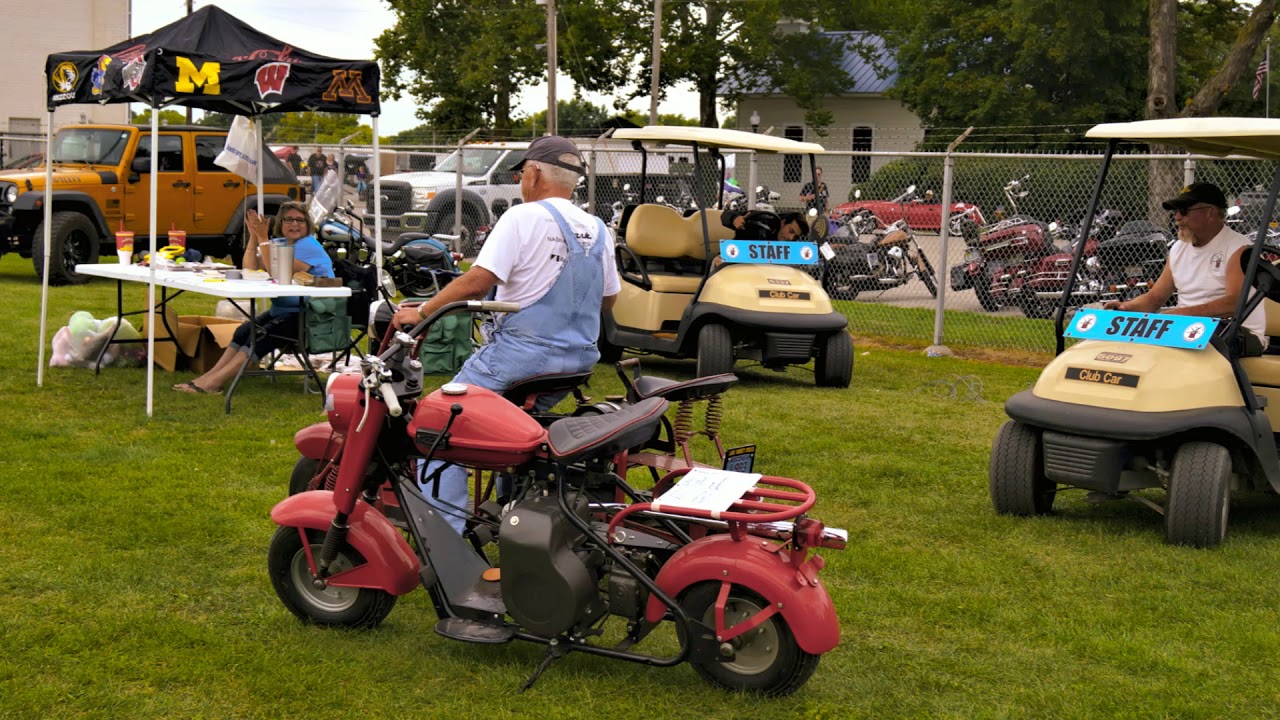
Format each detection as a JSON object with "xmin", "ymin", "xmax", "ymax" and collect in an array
[{"xmin": 1255, "ymin": 57, "xmax": 1269, "ymax": 100}]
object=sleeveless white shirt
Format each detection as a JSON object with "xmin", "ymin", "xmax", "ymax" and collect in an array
[{"xmin": 1168, "ymin": 225, "xmax": 1267, "ymax": 347}]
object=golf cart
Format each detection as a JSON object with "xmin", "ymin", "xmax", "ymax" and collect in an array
[
  {"xmin": 600, "ymin": 126, "xmax": 853, "ymax": 388},
  {"xmin": 991, "ymin": 117, "xmax": 1280, "ymax": 547}
]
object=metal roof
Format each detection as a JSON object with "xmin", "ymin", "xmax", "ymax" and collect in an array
[
  {"xmin": 720, "ymin": 31, "xmax": 897, "ymax": 97},
  {"xmin": 1086, "ymin": 118, "xmax": 1280, "ymax": 160}
]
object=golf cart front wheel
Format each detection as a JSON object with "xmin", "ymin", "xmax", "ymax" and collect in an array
[
  {"xmin": 814, "ymin": 332, "xmax": 853, "ymax": 388},
  {"xmin": 681, "ymin": 582, "xmax": 820, "ymax": 697},
  {"xmin": 989, "ymin": 421, "xmax": 1055, "ymax": 515},
  {"xmin": 267, "ymin": 526, "xmax": 397, "ymax": 628},
  {"xmin": 1165, "ymin": 441, "xmax": 1231, "ymax": 548},
  {"xmin": 696, "ymin": 324, "xmax": 734, "ymax": 377}
]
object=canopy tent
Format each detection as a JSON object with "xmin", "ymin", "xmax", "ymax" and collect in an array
[{"xmin": 37, "ymin": 4, "xmax": 386, "ymax": 416}]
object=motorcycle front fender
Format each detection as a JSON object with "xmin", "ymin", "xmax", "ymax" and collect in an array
[
  {"xmin": 270, "ymin": 491, "xmax": 420, "ymax": 596},
  {"xmin": 643, "ymin": 534, "xmax": 839, "ymax": 655},
  {"xmin": 295, "ymin": 421, "xmax": 344, "ymax": 462}
]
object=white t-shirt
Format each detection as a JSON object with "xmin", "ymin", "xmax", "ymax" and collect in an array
[
  {"xmin": 474, "ymin": 197, "xmax": 620, "ymax": 310},
  {"xmin": 1169, "ymin": 225, "xmax": 1267, "ymax": 346}
]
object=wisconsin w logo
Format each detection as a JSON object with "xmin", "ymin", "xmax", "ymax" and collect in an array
[
  {"xmin": 323, "ymin": 70, "xmax": 372, "ymax": 103},
  {"xmin": 255, "ymin": 62, "xmax": 291, "ymax": 98}
]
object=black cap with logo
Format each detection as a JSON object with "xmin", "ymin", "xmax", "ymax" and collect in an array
[{"xmin": 1161, "ymin": 182, "xmax": 1228, "ymax": 211}]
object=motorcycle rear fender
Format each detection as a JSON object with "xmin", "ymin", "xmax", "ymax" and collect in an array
[
  {"xmin": 295, "ymin": 421, "xmax": 343, "ymax": 462},
  {"xmin": 270, "ymin": 491, "xmax": 420, "ymax": 596},
  {"xmin": 643, "ymin": 534, "xmax": 839, "ymax": 655}
]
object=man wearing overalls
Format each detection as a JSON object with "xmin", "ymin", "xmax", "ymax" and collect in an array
[{"xmin": 392, "ymin": 135, "xmax": 620, "ymax": 532}]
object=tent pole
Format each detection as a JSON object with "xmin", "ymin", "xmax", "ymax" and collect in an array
[
  {"xmin": 373, "ymin": 116, "xmax": 382, "ymax": 281},
  {"xmin": 255, "ymin": 116, "xmax": 264, "ymax": 215},
  {"xmin": 36, "ymin": 109, "xmax": 54, "ymax": 387},
  {"xmin": 145, "ymin": 108, "xmax": 159, "ymax": 417}
]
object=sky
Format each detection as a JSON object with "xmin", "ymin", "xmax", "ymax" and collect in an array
[{"xmin": 130, "ymin": 0, "xmax": 703, "ymax": 135}]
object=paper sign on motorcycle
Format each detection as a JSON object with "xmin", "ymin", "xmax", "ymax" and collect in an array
[
  {"xmin": 1065, "ymin": 308, "xmax": 1219, "ymax": 350},
  {"xmin": 720, "ymin": 240, "xmax": 819, "ymax": 265}
]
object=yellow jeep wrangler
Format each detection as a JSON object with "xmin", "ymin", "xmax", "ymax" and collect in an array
[{"xmin": 0, "ymin": 123, "xmax": 301, "ymax": 284}]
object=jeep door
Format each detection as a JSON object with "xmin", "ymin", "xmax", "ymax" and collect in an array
[
  {"xmin": 191, "ymin": 133, "xmax": 245, "ymax": 236},
  {"xmin": 125, "ymin": 132, "xmax": 193, "ymax": 236}
]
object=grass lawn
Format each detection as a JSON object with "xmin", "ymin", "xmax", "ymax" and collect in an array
[{"xmin": 3, "ymin": 253, "xmax": 1280, "ymax": 718}]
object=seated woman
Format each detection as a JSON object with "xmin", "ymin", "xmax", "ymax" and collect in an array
[{"xmin": 174, "ymin": 202, "xmax": 335, "ymax": 394}]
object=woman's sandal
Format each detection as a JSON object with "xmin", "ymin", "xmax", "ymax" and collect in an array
[{"xmin": 173, "ymin": 381, "xmax": 211, "ymax": 395}]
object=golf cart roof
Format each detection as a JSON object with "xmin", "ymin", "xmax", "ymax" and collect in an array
[
  {"xmin": 1086, "ymin": 117, "xmax": 1280, "ymax": 160},
  {"xmin": 613, "ymin": 126, "xmax": 826, "ymax": 154}
]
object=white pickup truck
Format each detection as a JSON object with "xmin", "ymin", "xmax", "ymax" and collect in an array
[{"xmin": 367, "ymin": 140, "xmax": 669, "ymax": 245}]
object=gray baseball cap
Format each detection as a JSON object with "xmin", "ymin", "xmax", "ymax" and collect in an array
[{"xmin": 513, "ymin": 135, "xmax": 585, "ymax": 175}]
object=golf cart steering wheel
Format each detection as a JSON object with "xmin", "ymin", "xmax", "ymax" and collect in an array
[{"xmin": 1240, "ymin": 245, "xmax": 1280, "ymax": 302}]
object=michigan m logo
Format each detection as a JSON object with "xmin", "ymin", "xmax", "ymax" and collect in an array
[
  {"xmin": 323, "ymin": 70, "xmax": 372, "ymax": 103},
  {"xmin": 175, "ymin": 57, "xmax": 221, "ymax": 95}
]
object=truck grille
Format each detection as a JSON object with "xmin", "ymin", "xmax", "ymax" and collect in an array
[{"xmin": 369, "ymin": 181, "xmax": 414, "ymax": 216}]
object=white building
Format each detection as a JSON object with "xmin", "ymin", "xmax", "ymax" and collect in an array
[{"xmin": 3, "ymin": 0, "xmax": 130, "ymax": 164}]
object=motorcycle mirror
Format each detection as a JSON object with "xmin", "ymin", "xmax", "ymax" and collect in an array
[
  {"xmin": 1227, "ymin": 205, "xmax": 1242, "ymax": 217},
  {"xmin": 854, "ymin": 189, "xmax": 862, "ymax": 199},
  {"xmin": 906, "ymin": 184, "xmax": 917, "ymax": 195},
  {"xmin": 656, "ymin": 195, "xmax": 666, "ymax": 204}
]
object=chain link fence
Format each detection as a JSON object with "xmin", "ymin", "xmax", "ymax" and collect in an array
[{"xmin": 271, "ymin": 133, "xmax": 1280, "ymax": 358}]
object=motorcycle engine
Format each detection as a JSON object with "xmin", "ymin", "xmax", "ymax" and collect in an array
[{"xmin": 499, "ymin": 491, "xmax": 606, "ymax": 637}]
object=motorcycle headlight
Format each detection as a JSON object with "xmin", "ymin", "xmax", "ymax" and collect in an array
[
  {"xmin": 1, "ymin": 184, "xmax": 16, "ymax": 204},
  {"xmin": 380, "ymin": 268, "xmax": 397, "ymax": 297}
]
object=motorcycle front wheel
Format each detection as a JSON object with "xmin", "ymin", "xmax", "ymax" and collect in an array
[
  {"xmin": 915, "ymin": 251, "xmax": 938, "ymax": 298},
  {"xmin": 267, "ymin": 526, "xmax": 398, "ymax": 629},
  {"xmin": 680, "ymin": 582, "xmax": 820, "ymax": 697}
]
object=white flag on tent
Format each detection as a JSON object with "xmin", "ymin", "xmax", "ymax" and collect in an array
[{"xmin": 214, "ymin": 115, "xmax": 262, "ymax": 182}]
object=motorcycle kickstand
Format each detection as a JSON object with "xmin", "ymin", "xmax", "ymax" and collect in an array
[{"xmin": 520, "ymin": 638, "xmax": 570, "ymax": 692}]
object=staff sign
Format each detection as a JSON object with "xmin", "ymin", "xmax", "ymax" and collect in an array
[
  {"xmin": 720, "ymin": 240, "xmax": 819, "ymax": 265},
  {"xmin": 1065, "ymin": 309, "xmax": 1219, "ymax": 350}
]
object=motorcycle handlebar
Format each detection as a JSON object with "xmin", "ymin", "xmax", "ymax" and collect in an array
[
  {"xmin": 469, "ymin": 300, "xmax": 522, "ymax": 314},
  {"xmin": 379, "ymin": 382, "xmax": 403, "ymax": 417}
]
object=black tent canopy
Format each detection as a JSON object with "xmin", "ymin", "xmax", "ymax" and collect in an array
[
  {"xmin": 45, "ymin": 4, "xmax": 379, "ymax": 115},
  {"xmin": 37, "ymin": 4, "xmax": 386, "ymax": 416}
]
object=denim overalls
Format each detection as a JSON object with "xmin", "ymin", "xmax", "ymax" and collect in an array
[{"xmin": 421, "ymin": 200, "xmax": 608, "ymax": 531}]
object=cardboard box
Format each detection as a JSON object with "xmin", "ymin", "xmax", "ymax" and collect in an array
[
  {"xmin": 140, "ymin": 307, "xmax": 201, "ymax": 372},
  {"xmin": 180, "ymin": 315, "xmax": 243, "ymax": 374}
]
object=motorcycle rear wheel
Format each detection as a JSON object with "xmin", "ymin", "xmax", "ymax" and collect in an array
[
  {"xmin": 681, "ymin": 582, "xmax": 820, "ymax": 697},
  {"xmin": 267, "ymin": 526, "xmax": 398, "ymax": 629},
  {"xmin": 974, "ymin": 274, "xmax": 1000, "ymax": 312},
  {"xmin": 288, "ymin": 456, "xmax": 322, "ymax": 496}
]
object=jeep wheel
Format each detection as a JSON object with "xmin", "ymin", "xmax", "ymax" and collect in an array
[{"xmin": 33, "ymin": 211, "xmax": 100, "ymax": 285}]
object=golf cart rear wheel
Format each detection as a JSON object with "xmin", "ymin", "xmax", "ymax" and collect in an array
[
  {"xmin": 267, "ymin": 526, "xmax": 397, "ymax": 628},
  {"xmin": 696, "ymin": 324, "xmax": 734, "ymax": 377},
  {"xmin": 989, "ymin": 421, "xmax": 1055, "ymax": 515},
  {"xmin": 681, "ymin": 582, "xmax": 820, "ymax": 697},
  {"xmin": 1165, "ymin": 441, "xmax": 1231, "ymax": 548},
  {"xmin": 815, "ymin": 332, "xmax": 853, "ymax": 388}
]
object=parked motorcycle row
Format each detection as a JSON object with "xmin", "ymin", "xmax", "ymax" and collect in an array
[
  {"xmin": 314, "ymin": 202, "xmax": 463, "ymax": 299},
  {"xmin": 947, "ymin": 176, "xmax": 1176, "ymax": 318}
]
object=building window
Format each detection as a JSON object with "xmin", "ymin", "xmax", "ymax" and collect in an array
[
  {"xmin": 851, "ymin": 126, "xmax": 872, "ymax": 184},
  {"xmin": 783, "ymin": 126, "xmax": 804, "ymax": 183}
]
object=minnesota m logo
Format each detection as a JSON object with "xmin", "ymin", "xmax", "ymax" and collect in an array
[
  {"xmin": 323, "ymin": 70, "xmax": 372, "ymax": 103},
  {"xmin": 175, "ymin": 57, "xmax": 221, "ymax": 95}
]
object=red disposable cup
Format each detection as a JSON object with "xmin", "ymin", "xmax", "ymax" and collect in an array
[
  {"xmin": 168, "ymin": 229, "xmax": 186, "ymax": 249},
  {"xmin": 115, "ymin": 230, "xmax": 134, "ymax": 252}
]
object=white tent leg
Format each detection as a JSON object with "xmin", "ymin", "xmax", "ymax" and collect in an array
[
  {"xmin": 373, "ymin": 116, "xmax": 382, "ymax": 277},
  {"xmin": 145, "ymin": 110, "xmax": 159, "ymax": 417},
  {"xmin": 36, "ymin": 109, "xmax": 55, "ymax": 387}
]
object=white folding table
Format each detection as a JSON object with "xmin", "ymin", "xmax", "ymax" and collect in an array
[{"xmin": 75, "ymin": 263, "xmax": 351, "ymax": 414}]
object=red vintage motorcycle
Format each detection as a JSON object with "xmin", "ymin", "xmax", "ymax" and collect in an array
[
  {"xmin": 267, "ymin": 301, "xmax": 847, "ymax": 695},
  {"xmin": 949, "ymin": 175, "xmax": 1058, "ymax": 312}
]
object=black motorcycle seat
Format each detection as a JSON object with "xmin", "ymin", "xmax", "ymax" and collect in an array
[
  {"xmin": 546, "ymin": 397, "xmax": 669, "ymax": 464},
  {"xmin": 503, "ymin": 370, "xmax": 594, "ymax": 409},
  {"xmin": 631, "ymin": 373, "xmax": 737, "ymax": 402},
  {"xmin": 403, "ymin": 242, "xmax": 449, "ymax": 264}
]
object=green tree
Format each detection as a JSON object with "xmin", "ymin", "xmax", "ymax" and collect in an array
[
  {"xmin": 130, "ymin": 109, "xmax": 187, "ymax": 126},
  {"xmin": 269, "ymin": 112, "xmax": 367, "ymax": 144},
  {"xmin": 376, "ymin": 0, "xmax": 641, "ymax": 134}
]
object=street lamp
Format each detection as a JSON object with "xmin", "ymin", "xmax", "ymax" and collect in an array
[{"xmin": 749, "ymin": 110, "xmax": 760, "ymax": 133}]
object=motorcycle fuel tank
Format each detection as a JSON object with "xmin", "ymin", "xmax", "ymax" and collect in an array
[{"xmin": 406, "ymin": 384, "xmax": 546, "ymax": 469}]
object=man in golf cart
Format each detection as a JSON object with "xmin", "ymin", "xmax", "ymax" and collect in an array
[
  {"xmin": 1103, "ymin": 182, "xmax": 1267, "ymax": 357},
  {"xmin": 719, "ymin": 208, "xmax": 810, "ymax": 240}
]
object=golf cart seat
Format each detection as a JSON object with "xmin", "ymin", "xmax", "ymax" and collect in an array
[
  {"xmin": 1238, "ymin": 299, "xmax": 1280, "ymax": 385},
  {"xmin": 622, "ymin": 204, "xmax": 713, "ymax": 293}
]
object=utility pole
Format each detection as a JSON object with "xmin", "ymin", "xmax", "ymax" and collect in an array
[
  {"xmin": 537, "ymin": 0, "xmax": 558, "ymax": 135},
  {"xmin": 649, "ymin": 0, "xmax": 662, "ymax": 125}
]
